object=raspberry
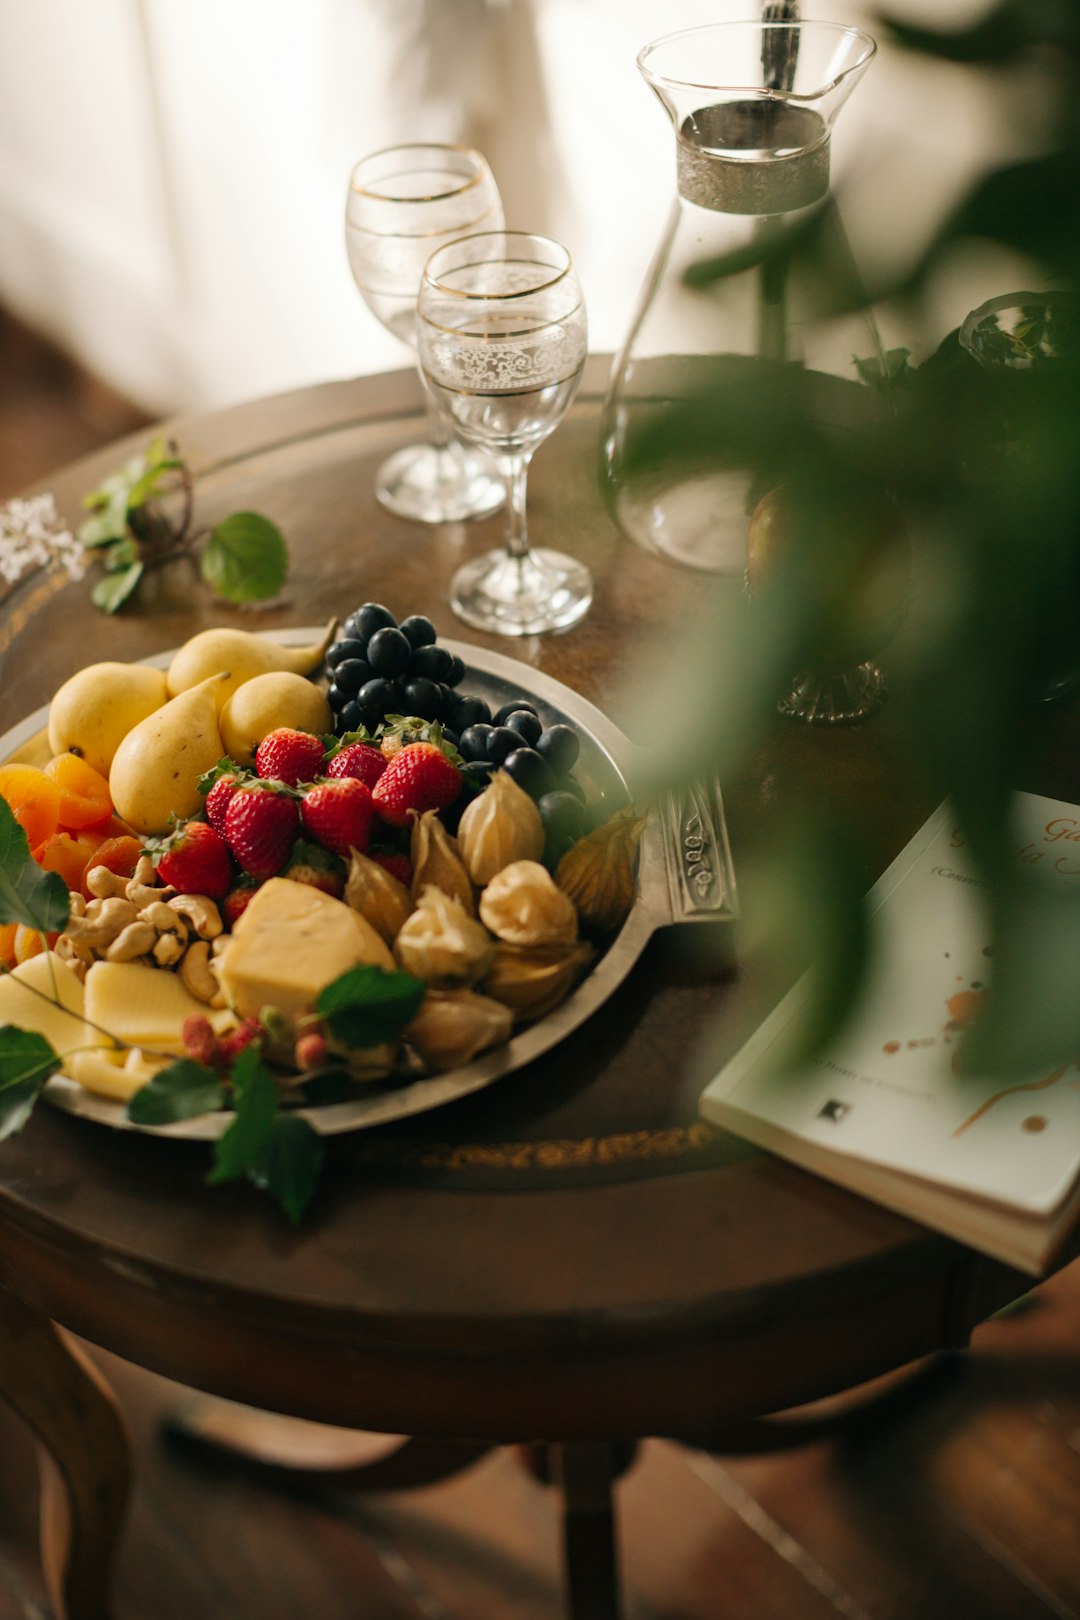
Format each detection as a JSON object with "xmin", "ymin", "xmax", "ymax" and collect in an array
[
  {"xmin": 182, "ymin": 1015, "xmax": 220, "ymax": 1067},
  {"xmin": 294, "ymin": 1031, "xmax": 328, "ymax": 1071}
]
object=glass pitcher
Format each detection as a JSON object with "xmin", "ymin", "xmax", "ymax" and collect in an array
[{"xmin": 602, "ymin": 20, "xmax": 882, "ymax": 574}]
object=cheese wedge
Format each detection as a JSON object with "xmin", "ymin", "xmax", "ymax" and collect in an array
[
  {"xmin": 83, "ymin": 960, "xmax": 235, "ymax": 1054},
  {"xmin": 64, "ymin": 1046, "xmax": 173, "ymax": 1103},
  {"xmin": 216, "ymin": 876, "xmax": 395, "ymax": 1021},
  {"xmin": 0, "ymin": 952, "xmax": 110, "ymax": 1061}
]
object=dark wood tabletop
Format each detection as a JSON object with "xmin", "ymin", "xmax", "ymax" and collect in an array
[{"xmin": 0, "ymin": 358, "xmax": 1053, "ymax": 1447}]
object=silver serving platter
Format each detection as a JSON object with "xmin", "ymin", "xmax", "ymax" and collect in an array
[{"xmin": 0, "ymin": 631, "xmax": 737, "ymax": 1140}]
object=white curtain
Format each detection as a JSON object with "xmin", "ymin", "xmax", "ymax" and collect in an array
[{"xmin": 0, "ymin": 0, "xmax": 1016, "ymax": 414}]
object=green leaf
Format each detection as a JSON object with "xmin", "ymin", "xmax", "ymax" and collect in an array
[
  {"xmin": 207, "ymin": 1046, "xmax": 278, "ymax": 1184},
  {"xmin": 126, "ymin": 1060, "xmax": 225, "ymax": 1126},
  {"xmin": 103, "ymin": 536, "xmax": 140, "ymax": 571},
  {"xmin": 0, "ymin": 1027, "xmax": 61, "ymax": 1140},
  {"xmin": 0, "ymin": 800, "xmax": 70, "ymax": 933},
  {"xmin": 91, "ymin": 559, "xmax": 144, "ymax": 614},
  {"xmin": 200, "ymin": 512, "xmax": 288, "ymax": 604},
  {"xmin": 251, "ymin": 1114, "xmax": 326, "ymax": 1224},
  {"xmin": 76, "ymin": 506, "xmax": 127, "ymax": 547},
  {"xmin": 316, "ymin": 964, "xmax": 425, "ymax": 1048}
]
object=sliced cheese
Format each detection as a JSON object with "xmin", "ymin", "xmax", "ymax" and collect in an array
[
  {"xmin": 216, "ymin": 876, "xmax": 395, "ymax": 1021},
  {"xmin": 0, "ymin": 952, "xmax": 109, "ymax": 1060},
  {"xmin": 83, "ymin": 961, "xmax": 235, "ymax": 1054}
]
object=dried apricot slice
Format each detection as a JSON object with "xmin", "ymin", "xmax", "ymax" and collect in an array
[
  {"xmin": 37, "ymin": 830, "xmax": 107, "ymax": 893},
  {"xmin": 0, "ymin": 764, "xmax": 61, "ymax": 849},
  {"xmin": 0, "ymin": 923, "xmax": 17, "ymax": 970},
  {"xmin": 43, "ymin": 754, "xmax": 113, "ymax": 830},
  {"xmin": 13, "ymin": 926, "xmax": 57, "ymax": 965},
  {"xmin": 80, "ymin": 834, "xmax": 143, "ymax": 900}
]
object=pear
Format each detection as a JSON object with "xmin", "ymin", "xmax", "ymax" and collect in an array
[
  {"xmin": 220, "ymin": 672, "xmax": 332, "ymax": 765},
  {"xmin": 166, "ymin": 620, "xmax": 337, "ymax": 708},
  {"xmin": 109, "ymin": 674, "xmax": 228, "ymax": 835},
  {"xmin": 48, "ymin": 662, "xmax": 169, "ymax": 777}
]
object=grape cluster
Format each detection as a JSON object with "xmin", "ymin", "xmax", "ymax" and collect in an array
[
  {"xmin": 326, "ymin": 604, "xmax": 466, "ymax": 735},
  {"xmin": 325, "ymin": 603, "xmax": 587, "ymax": 860}
]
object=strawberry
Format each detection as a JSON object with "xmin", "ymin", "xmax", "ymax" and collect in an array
[
  {"xmin": 373, "ymin": 852, "xmax": 413, "ymax": 886},
  {"xmin": 256, "ymin": 727, "xmax": 326, "ymax": 787},
  {"xmin": 371, "ymin": 742, "xmax": 462, "ymax": 828},
  {"xmin": 153, "ymin": 821, "xmax": 233, "ymax": 899},
  {"xmin": 282, "ymin": 837, "xmax": 346, "ymax": 898},
  {"xmin": 300, "ymin": 778, "xmax": 375, "ymax": 858},
  {"xmin": 224, "ymin": 783, "xmax": 300, "ymax": 880},
  {"xmin": 223, "ymin": 875, "xmax": 263, "ymax": 928},
  {"xmin": 325, "ymin": 741, "xmax": 386, "ymax": 790},
  {"xmin": 199, "ymin": 761, "xmax": 253, "ymax": 835}
]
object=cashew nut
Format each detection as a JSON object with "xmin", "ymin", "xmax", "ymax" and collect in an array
[
  {"xmin": 86, "ymin": 866, "xmax": 132, "ymax": 900},
  {"xmin": 133, "ymin": 855, "xmax": 156, "ymax": 888},
  {"xmin": 152, "ymin": 932, "xmax": 187, "ymax": 967},
  {"xmin": 65, "ymin": 897, "xmax": 139, "ymax": 950},
  {"xmin": 54, "ymin": 935, "xmax": 93, "ymax": 980},
  {"xmin": 181, "ymin": 940, "xmax": 223, "ymax": 1004},
  {"xmin": 139, "ymin": 901, "xmax": 188, "ymax": 940},
  {"xmin": 168, "ymin": 895, "xmax": 223, "ymax": 940},
  {"xmin": 67, "ymin": 892, "xmax": 86, "ymax": 919},
  {"xmin": 105, "ymin": 921, "xmax": 157, "ymax": 963}
]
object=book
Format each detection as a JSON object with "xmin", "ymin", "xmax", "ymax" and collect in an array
[{"xmin": 699, "ymin": 791, "xmax": 1080, "ymax": 1275}]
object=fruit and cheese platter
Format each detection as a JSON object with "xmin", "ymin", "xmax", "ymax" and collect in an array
[{"xmin": 0, "ymin": 605, "xmax": 735, "ymax": 1218}]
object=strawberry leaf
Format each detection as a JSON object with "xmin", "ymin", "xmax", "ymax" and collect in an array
[
  {"xmin": 0, "ymin": 800, "xmax": 70, "ymax": 933},
  {"xmin": 0, "ymin": 1027, "xmax": 61, "ymax": 1140},
  {"xmin": 126, "ymin": 1060, "xmax": 226, "ymax": 1126},
  {"xmin": 316, "ymin": 964, "xmax": 425, "ymax": 1048},
  {"xmin": 200, "ymin": 512, "xmax": 288, "ymax": 604}
]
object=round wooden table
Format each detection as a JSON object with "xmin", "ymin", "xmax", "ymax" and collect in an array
[{"xmin": 0, "ymin": 360, "xmax": 1058, "ymax": 1620}]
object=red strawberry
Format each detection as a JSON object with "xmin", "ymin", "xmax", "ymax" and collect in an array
[
  {"xmin": 255, "ymin": 727, "xmax": 326, "ymax": 787},
  {"xmin": 373, "ymin": 852, "xmax": 413, "ymax": 886},
  {"xmin": 199, "ymin": 762, "xmax": 252, "ymax": 834},
  {"xmin": 224, "ymin": 784, "xmax": 300, "ymax": 880},
  {"xmin": 223, "ymin": 875, "xmax": 263, "ymax": 927},
  {"xmin": 325, "ymin": 741, "xmax": 386, "ymax": 790},
  {"xmin": 371, "ymin": 742, "xmax": 462, "ymax": 828},
  {"xmin": 282, "ymin": 838, "xmax": 346, "ymax": 898},
  {"xmin": 154, "ymin": 821, "xmax": 234, "ymax": 899},
  {"xmin": 300, "ymin": 778, "xmax": 375, "ymax": 858}
]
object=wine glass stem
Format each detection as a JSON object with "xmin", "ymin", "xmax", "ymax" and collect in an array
[
  {"xmin": 499, "ymin": 455, "xmax": 532, "ymax": 560},
  {"xmin": 423, "ymin": 387, "xmax": 451, "ymax": 452}
]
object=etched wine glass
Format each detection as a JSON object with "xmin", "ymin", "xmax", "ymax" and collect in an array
[
  {"xmin": 345, "ymin": 143, "xmax": 505, "ymax": 523},
  {"xmin": 416, "ymin": 231, "xmax": 592, "ymax": 635}
]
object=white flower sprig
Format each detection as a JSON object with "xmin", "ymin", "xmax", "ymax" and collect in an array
[{"xmin": 0, "ymin": 494, "xmax": 88, "ymax": 587}]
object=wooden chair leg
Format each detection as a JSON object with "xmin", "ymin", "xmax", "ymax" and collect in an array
[
  {"xmin": 0, "ymin": 1283, "xmax": 129, "ymax": 1620},
  {"xmin": 550, "ymin": 1441, "xmax": 624, "ymax": 1620}
]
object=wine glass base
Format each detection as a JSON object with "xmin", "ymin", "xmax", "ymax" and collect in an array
[
  {"xmin": 778, "ymin": 661, "xmax": 888, "ymax": 725},
  {"xmin": 375, "ymin": 442, "xmax": 505, "ymax": 524},
  {"xmin": 451, "ymin": 548, "xmax": 593, "ymax": 637}
]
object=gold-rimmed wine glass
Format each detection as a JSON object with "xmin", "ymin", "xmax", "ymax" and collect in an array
[
  {"xmin": 345, "ymin": 143, "xmax": 505, "ymax": 523},
  {"xmin": 416, "ymin": 230, "xmax": 592, "ymax": 635}
]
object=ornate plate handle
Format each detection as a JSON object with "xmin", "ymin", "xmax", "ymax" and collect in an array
[{"xmin": 658, "ymin": 780, "xmax": 739, "ymax": 925}]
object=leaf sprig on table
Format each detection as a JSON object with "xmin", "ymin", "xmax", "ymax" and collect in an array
[
  {"xmin": 0, "ymin": 797, "xmax": 424, "ymax": 1221},
  {"xmin": 77, "ymin": 436, "xmax": 288, "ymax": 614}
]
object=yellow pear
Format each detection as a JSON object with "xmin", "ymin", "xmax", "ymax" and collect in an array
[
  {"xmin": 166, "ymin": 620, "xmax": 337, "ymax": 707},
  {"xmin": 47, "ymin": 662, "xmax": 169, "ymax": 777},
  {"xmin": 109, "ymin": 674, "xmax": 229, "ymax": 835},
  {"xmin": 220, "ymin": 673, "xmax": 331, "ymax": 765}
]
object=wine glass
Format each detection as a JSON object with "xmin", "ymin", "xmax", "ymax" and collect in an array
[
  {"xmin": 345, "ymin": 144, "xmax": 505, "ymax": 523},
  {"xmin": 416, "ymin": 231, "xmax": 592, "ymax": 635}
]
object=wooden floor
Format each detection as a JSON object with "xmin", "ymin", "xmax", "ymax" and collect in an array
[{"xmin": 2, "ymin": 309, "xmax": 1080, "ymax": 1619}]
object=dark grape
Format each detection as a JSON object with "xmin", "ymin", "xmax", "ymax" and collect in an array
[
  {"xmin": 358, "ymin": 677, "xmax": 405, "ymax": 717},
  {"xmin": 408, "ymin": 644, "xmax": 454, "ymax": 682},
  {"xmin": 399, "ymin": 614, "xmax": 437, "ymax": 649},
  {"xmin": 333, "ymin": 658, "xmax": 374, "ymax": 698},
  {"xmin": 451, "ymin": 694, "xmax": 492, "ymax": 732},
  {"xmin": 339, "ymin": 699, "xmax": 365, "ymax": 732},
  {"xmin": 327, "ymin": 682, "xmax": 348, "ymax": 714},
  {"xmin": 401, "ymin": 676, "xmax": 444, "ymax": 720},
  {"xmin": 459, "ymin": 723, "xmax": 495, "ymax": 761},
  {"xmin": 446, "ymin": 652, "xmax": 466, "ymax": 687},
  {"xmin": 437, "ymin": 682, "xmax": 455, "ymax": 716},
  {"xmin": 487, "ymin": 726, "xmax": 522, "ymax": 765},
  {"xmin": 493, "ymin": 699, "xmax": 539, "ymax": 726},
  {"xmin": 504, "ymin": 709, "xmax": 543, "ymax": 746},
  {"xmin": 553, "ymin": 773, "xmax": 586, "ymax": 804},
  {"xmin": 538, "ymin": 790, "xmax": 587, "ymax": 859},
  {"xmin": 326, "ymin": 637, "xmax": 367, "ymax": 669},
  {"xmin": 441, "ymin": 728, "xmax": 460, "ymax": 749},
  {"xmin": 366, "ymin": 626, "xmax": 412, "ymax": 676},
  {"xmin": 346, "ymin": 603, "xmax": 396, "ymax": 642},
  {"xmin": 536, "ymin": 723, "xmax": 580, "ymax": 774},
  {"xmin": 503, "ymin": 747, "xmax": 556, "ymax": 797}
]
